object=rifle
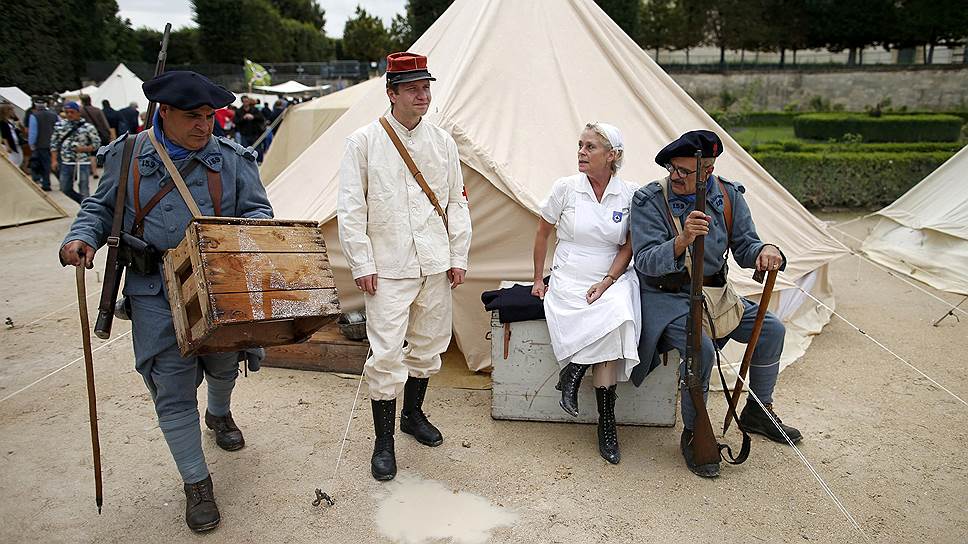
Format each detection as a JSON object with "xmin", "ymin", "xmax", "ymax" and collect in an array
[
  {"xmin": 684, "ymin": 150, "xmax": 720, "ymax": 467},
  {"xmin": 94, "ymin": 23, "xmax": 171, "ymax": 339}
]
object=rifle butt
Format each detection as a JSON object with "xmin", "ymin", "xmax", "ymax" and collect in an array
[
  {"xmin": 94, "ymin": 310, "xmax": 114, "ymax": 340},
  {"xmin": 687, "ymin": 384, "xmax": 721, "ymax": 465}
]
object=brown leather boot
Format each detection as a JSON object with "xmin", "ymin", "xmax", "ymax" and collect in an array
[
  {"xmin": 184, "ymin": 475, "xmax": 220, "ymax": 532},
  {"xmin": 205, "ymin": 411, "xmax": 245, "ymax": 451}
]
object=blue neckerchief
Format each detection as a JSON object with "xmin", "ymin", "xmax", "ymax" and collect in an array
[
  {"xmin": 152, "ymin": 110, "xmax": 193, "ymax": 160},
  {"xmin": 669, "ymin": 193, "xmax": 696, "ymax": 207}
]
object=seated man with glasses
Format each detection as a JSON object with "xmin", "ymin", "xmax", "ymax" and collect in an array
[{"xmin": 628, "ymin": 130, "xmax": 801, "ymax": 479}]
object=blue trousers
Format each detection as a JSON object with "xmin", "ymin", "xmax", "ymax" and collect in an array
[
  {"xmin": 659, "ymin": 299, "xmax": 784, "ymax": 430},
  {"xmin": 58, "ymin": 163, "xmax": 90, "ymax": 204},
  {"xmin": 130, "ymin": 296, "xmax": 239, "ymax": 484},
  {"xmin": 30, "ymin": 149, "xmax": 52, "ymax": 189}
]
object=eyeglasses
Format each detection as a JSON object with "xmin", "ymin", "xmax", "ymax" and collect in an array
[{"xmin": 664, "ymin": 163, "xmax": 696, "ymax": 178}]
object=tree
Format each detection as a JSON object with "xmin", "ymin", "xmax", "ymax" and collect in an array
[
  {"xmin": 281, "ymin": 18, "xmax": 334, "ymax": 61},
  {"xmin": 638, "ymin": 0, "xmax": 686, "ymax": 62},
  {"xmin": 193, "ymin": 0, "xmax": 284, "ymax": 63},
  {"xmin": 388, "ymin": 13, "xmax": 414, "ymax": 51},
  {"xmin": 269, "ymin": 0, "xmax": 326, "ymax": 30},
  {"xmin": 811, "ymin": 0, "xmax": 894, "ymax": 64},
  {"xmin": 892, "ymin": 0, "xmax": 968, "ymax": 63},
  {"xmin": 342, "ymin": 6, "xmax": 390, "ymax": 62},
  {"xmin": 762, "ymin": 0, "xmax": 810, "ymax": 66},
  {"xmin": 406, "ymin": 0, "xmax": 454, "ymax": 41},
  {"xmin": 595, "ymin": 0, "xmax": 642, "ymax": 39},
  {"xmin": 0, "ymin": 1, "xmax": 75, "ymax": 93}
]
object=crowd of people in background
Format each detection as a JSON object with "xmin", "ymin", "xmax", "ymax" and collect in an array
[{"xmin": 0, "ymin": 91, "xmax": 307, "ymax": 203}]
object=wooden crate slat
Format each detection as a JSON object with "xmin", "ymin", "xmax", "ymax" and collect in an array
[
  {"xmin": 181, "ymin": 274, "xmax": 199, "ymax": 304},
  {"xmin": 210, "ymin": 288, "xmax": 340, "ymax": 325},
  {"xmin": 201, "ymin": 252, "xmax": 336, "ymax": 294},
  {"xmin": 197, "ymin": 224, "xmax": 327, "ymax": 253},
  {"xmin": 163, "ymin": 248, "xmax": 195, "ymax": 348},
  {"xmin": 191, "ymin": 316, "xmax": 337, "ymax": 355}
]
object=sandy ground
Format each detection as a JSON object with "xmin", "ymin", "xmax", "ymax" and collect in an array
[{"xmin": 1, "ymin": 196, "xmax": 966, "ymax": 543}]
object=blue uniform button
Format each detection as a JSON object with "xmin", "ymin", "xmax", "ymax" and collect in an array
[
  {"xmin": 168, "ymin": 226, "xmax": 176, "ymax": 233},
  {"xmin": 200, "ymin": 200, "xmax": 209, "ymax": 206},
  {"xmin": 164, "ymin": 204, "xmax": 173, "ymax": 211},
  {"xmin": 195, "ymin": 180, "xmax": 204, "ymax": 186},
  {"xmin": 159, "ymin": 181, "xmax": 166, "ymax": 187},
  {"xmin": 148, "ymin": 283, "xmax": 154, "ymax": 289}
]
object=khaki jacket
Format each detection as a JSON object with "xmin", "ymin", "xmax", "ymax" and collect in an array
[{"xmin": 337, "ymin": 114, "xmax": 472, "ymax": 279}]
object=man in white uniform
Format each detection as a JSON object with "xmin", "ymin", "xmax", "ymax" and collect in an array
[{"xmin": 337, "ymin": 52, "xmax": 472, "ymax": 481}]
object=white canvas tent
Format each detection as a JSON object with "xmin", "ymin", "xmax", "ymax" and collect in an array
[
  {"xmin": 862, "ymin": 145, "xmax": 968, "ymax": 295},
  {"xmin": 93, "ymin": 63, "xmax": 148, "ymax": 111},
  {"xmin": 254, "ymin": 80, "xmax": 330, "ymax": 94},
  {"xmin": 60, "ymin": 85, "xmax": 99, "ymax": 101},
  {"xmin": 260, "ymin": 78, "xmax": 383, "ymax": 184},
  {"xmin": 0, "ymin": 87, "xmax": 31, "ymax": 118},
  {"xmin": 267, "ymin": 0, "xmax": 848, "ymax": 371},
  {"xmin": 0, "ymin": 154, "xmax": 66, "ymax": 229},
  {"xmin": 61, "ymin": 64, "xmax": 148, "ymax": 111}
]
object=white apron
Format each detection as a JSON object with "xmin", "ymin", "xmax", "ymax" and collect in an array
[{"xmin": 544, "ymin": 198, "xmax": 641, "ymax": 381}]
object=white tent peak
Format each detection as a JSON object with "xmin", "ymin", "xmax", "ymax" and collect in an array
[
  {"xmin": 61, "ymin": 63, "xmax": 148, "ymax": 111},
  {"xmin": 863, "ymin": 145, "xmax": 968, "ymax": 295},
  {"xmin": 0, "ymin": 87, "xmax": 31, "ymax": 118},
  {"xmin": 254, "ymin": 80, "xmax": 330, "ymax": 94},
  {"xmin": 267, "ymin": 0, "xmax": 848, "ymax": 369}
]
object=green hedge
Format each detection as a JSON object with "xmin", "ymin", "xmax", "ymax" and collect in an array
[
  {"xmin": 753, "ymin": 151, "xmax": 953, "ymax": 208},
  {"xmin": 746, "ymin": 141, "xmax": 965, "ymax": 154},
  {"xmin": 793, "ymin": 114, "xmax": 963, "ymax": 142},
  {"xmin": 711, "ymin": 111, "xmax": 799, "ymax": 127}
]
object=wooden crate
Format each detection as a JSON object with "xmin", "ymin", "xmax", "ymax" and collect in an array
[
  {"xmin": 162, "ymin": 217, "xmax": 341, "ymax": 357},
  {"xmin": 262, "ymin": 321, "xmax": 369, "ymax": 374}
]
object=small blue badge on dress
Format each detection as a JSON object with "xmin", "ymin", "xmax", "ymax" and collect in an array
[{"xmin": 612, "ymin": 211, "xmax": 623, "ymax": 223}]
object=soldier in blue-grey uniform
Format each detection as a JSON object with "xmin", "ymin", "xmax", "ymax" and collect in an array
[
  {"xmin": 630, "ymin": 130, "xmax": 801, "ymax": 479},
  {"xmin": 59, "ymin": 71, "xmax": 273, "ymax": 532}
]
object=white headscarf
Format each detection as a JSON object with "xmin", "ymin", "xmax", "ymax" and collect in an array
[{"xmin": 593, "ymin": 122, "xmax": 624, "ymax": 151}]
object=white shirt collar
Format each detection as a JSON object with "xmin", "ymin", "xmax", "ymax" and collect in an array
[
  {"xmin": 385, "ymin": 111, "xmax": 423, "ymax": 137},
  {"xmin": 578, "ymin": 174, "xmax": 624, "ymax": 200}
]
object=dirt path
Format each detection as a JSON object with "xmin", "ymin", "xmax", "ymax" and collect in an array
[{"xmin": 0, "ymin": 209, "xmax": 965, "ymax": 543}]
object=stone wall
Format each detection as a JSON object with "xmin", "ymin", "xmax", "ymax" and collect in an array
[{"xmin": 671, "ymin": 68, "xmax": 968, "ymax": 111}]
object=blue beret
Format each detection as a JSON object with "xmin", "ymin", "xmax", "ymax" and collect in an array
[
  {"xmin": 655, "ymin": 130, "xmax": 724, "ymax": 166},
  {"xmin": 142, "ymin": 71, "xmax": 235, "ymax": 110}
]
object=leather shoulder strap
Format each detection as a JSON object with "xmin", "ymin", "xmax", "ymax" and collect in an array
[
  {"xmin": 379, "ymin": 117, "xmax": 447, "ymax": 229},
  {"xmin": 107, "ymin": 135, "xmax": 137, "ymax": 244},
  {"xmin": 147, "ymin": 130, "xmax": 202, "ymax": 218},
  {"xmin": 717, "ymin": 177, "xmax": 733, "ymax": 244}
]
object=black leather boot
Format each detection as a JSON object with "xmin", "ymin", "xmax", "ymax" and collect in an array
[
  {"xmin": 595, "ymin": 385, "xmax": 620, "ymax": 464},
  {"xmin": 183, "ymin": 475, "xmax": 220, "ymax": 532},
  {"xmin": 371, "ymin": 399, "xmax": 397, "ymax": 481},
  {"xmin": 740, "ymin": 401, "xmax": 802, "ymax": 444},
  {"xmin": 555, "ymin": 363, "xmax": 588, "ymax": 417},
  {"xmin": 400, "ymin": 377, "xmax": 443, "ymax": 447},
  {"xmin": 680, "ymin": 429, "xmax": 720, "ymax": 478},
  {"xmin": 205, "ymin": 411, "xmax": 245, "ymax": 451}
]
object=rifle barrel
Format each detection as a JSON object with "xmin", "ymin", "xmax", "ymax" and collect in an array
[{"xmin": 143, "ymin": 23, "xmax": 171, "ymax": 131}]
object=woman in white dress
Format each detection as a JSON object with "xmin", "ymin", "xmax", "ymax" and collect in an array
[{"xmin": 531, "ymin": 122, "xmax": 641, "ymax": 464}]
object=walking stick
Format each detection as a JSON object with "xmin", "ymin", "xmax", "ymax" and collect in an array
[
  {"xmin": 76, "ymin": 265, "xmax": 104, "ymax": 513},
  {"xmin": 723, "ymin": 268, "xmax": 778, "ymax": 434}
]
